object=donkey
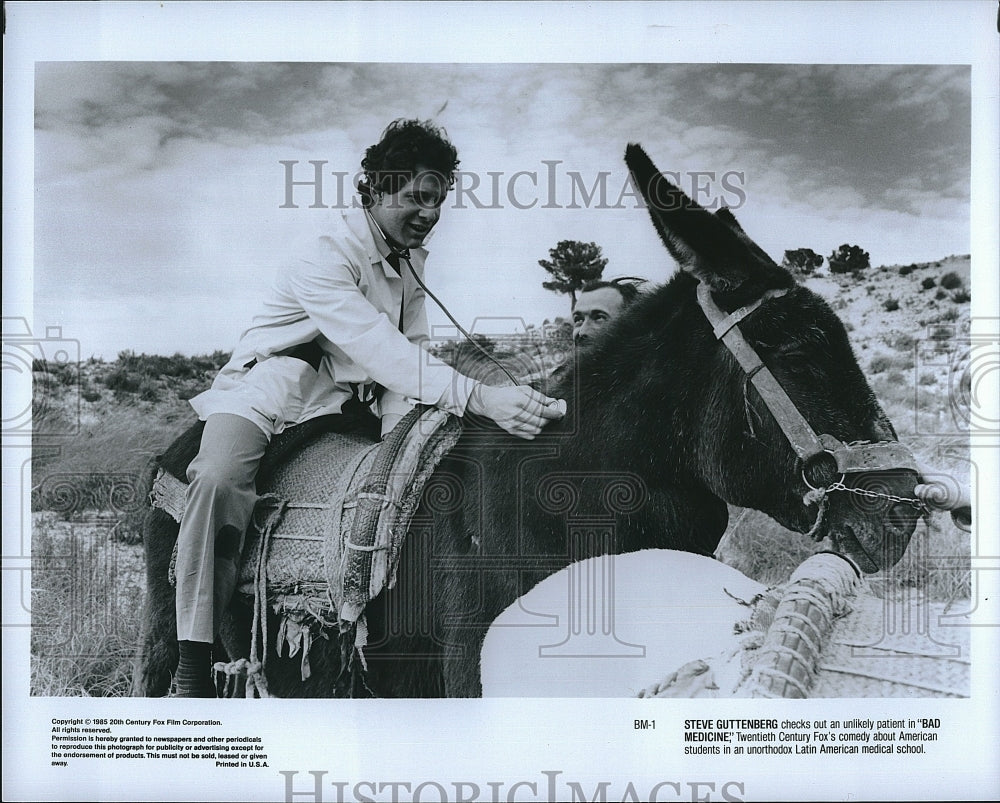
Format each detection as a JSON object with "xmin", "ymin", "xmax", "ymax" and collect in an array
[{"xmin": 137, "ymin": 144, "xmax": 922, "ymax": 697}]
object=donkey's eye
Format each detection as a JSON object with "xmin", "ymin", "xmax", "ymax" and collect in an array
[
  {"xmin": 769, "ymin": 340, "xmax": 811, "ymax": 359},
  {"xmin": 757, "ymin": 341, "xmax": 799, "ymax": 359},
  {"xmin": 779, "ymin": 348, "xmax": 810, "ymax": 361}
]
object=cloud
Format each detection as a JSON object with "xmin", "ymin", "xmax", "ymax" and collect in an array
[{"xmin": 33, "ymin": 62, "xmax": 970, "ymax": 357}]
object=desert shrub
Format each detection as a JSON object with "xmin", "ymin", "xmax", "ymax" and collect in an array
[
  {"xmin": 33, "ymin": 371, "xmax": 59, "ymax": 395},
  {"xmin": 138, "ymin": 377, "xmax": 161, "ymax": 402},
  {"xmin": 81, "ymin": 386, "xmax": 102, "ymax": 403},
  {"xmin": 893, "ymin": 333, "xmax": 916, "ymax": 351},
  {"xmin": 30, "ymin": 397, "xmax": 190, "ymax": 522},
  {"xmin": 118, "ymin": 350, "xmax": 195, "ymax": 379},
  {"xmin": 952, "ymin": 289, "xmax": 971, "ymax": 304},
  {"xmin": 869, "ymin": 354, "xmax": 894, "ymax": 373},
  {"xmin": 32, "ymin": 358, "xmax": 77, "ymax": 384},
  {"xmin": 937, "ymin": 307, "xmax": 960, "ymax": 323},
  {"xmin": 940, "ymin": 271, "xmax": 962, "ymax": 289},
  {"xmin": 46, "ymin": 361, "xmax": 79, "ymax": 387},
  {"xmin": 935, "ymin": 289, "xmax": 947, "ymax": 300},
  {"xmin": 192, "ymin": 350, "xmax": 231, "ymax": 372},
  {"xmin": 103, "ymin": 366, "xmax": 141, "ymax": 393},
  {"xmin": 111, "ymin": 509, "xmax": 147, "ymax": 546},
  {"xmin": 898, "ymin": 264, "xmax": 916, "ymax": 276},
  {"xmin": 921, "ymin": 277, "xmax": 936, "ymax": 290},
  {"xmin": 828, "ymin": 243, "xmax": 870, "ymax": 275},
  {"xmin": 782, "ymin": 248, "xmax": 824, "ymax": 275},
  {"xmin": 177, "ymin": 376, "xmax": 214, "ymax": 401},
  {"xmin": 869, "ymin": 353, "xmax": 914, "ymax": 376},
  {"xmin": 31, "ymin": 469, "xmax": 147, "ymax": 520},
  {"xmin": 883, "ymin": 297, "xmax": 900, "ymax": 312},
  {"xmin": 107, "ymin": 350, "xmax": 228, "ymax": 390},
  {"xmin": 919, "ymin": 372, "xmax": 937, "ymax": 386}
]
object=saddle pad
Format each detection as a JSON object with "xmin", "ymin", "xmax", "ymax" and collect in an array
[{"xmin": 152, "ymin": 407, "xmax": 463, "ymax": 628}]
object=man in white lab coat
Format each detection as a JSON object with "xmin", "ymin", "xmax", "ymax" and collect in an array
[{"xmin": 174, "ymin": 119, "xmax": 564, "ymax": 695}]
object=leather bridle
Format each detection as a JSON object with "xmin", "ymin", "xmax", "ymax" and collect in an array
[{"xmin": 694, "ymin": 281, "xmax": 927, "ymax": 536}]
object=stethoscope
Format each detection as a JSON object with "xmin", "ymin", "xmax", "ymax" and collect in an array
[{"xmin": 365, "ymin": 207, "xmax": 518, "ymax": 384}]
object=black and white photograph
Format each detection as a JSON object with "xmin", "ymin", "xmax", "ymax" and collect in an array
[{"xmin": 4, "ymin": 2, "xmax": 998, "ymax": 801}]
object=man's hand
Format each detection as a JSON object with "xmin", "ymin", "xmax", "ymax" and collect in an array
[
  {"xmin": 913, "ymin": 480, "xmax": 970, "ymax": 512},
  {"xmin": 914, "ymin": 461, "xmax": 972, "ymax": 532},
  {"xmin": 466, "ymin": 384, "xmax": 566, "ymax": 439}
]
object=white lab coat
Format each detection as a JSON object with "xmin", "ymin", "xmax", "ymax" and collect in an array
[{"xmin": 190, "ymin": 206, "xmax": 474, "ymax": 435}]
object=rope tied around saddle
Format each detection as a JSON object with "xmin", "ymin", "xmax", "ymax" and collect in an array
[
  {"xmin": 213, "ymin": 657, "xmax": 269, "ymax": 699},
  {"xmin": 244, "ymin": 493, "xmax": 288, "ymax": 698},
  {"xmin": 153, "ymin": 406, "xmax": 463, "ymax": 697}
]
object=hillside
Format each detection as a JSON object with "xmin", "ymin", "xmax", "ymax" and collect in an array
[
  {"xmin": 804, "ymin": 254, "xmax": 971, "ymax": 441},
  {"xmin": 30, "ymin": 352, "xmax": 230, "ymax": 530}
]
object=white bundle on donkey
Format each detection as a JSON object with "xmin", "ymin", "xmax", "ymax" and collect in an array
[{"xmin": 482, "ymin": 550, "xmax": 970, "ymax": 698}]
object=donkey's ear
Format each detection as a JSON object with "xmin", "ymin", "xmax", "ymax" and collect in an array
[
  {"xmin": 625, "ymin": 143, "xmax": 790, "ymax": 292},
  {"xmin": 714, "ymin": 206, "xmax": 743, "ymax": 231},
  {"xmin": 714, "ymin": 205, "xmax": 784, "ymax": 269}
]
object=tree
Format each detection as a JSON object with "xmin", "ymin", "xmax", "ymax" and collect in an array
[
  {"xmin": 782, "ymin": 248, "xmax": 824, "ymax": 275},
  {"xmin": 828, "ymin": 243, "xmax": 870, "ymax": 275},
  {"xmin": 539, "ymin": 240, "xmax": 608, "ymax": 305}
]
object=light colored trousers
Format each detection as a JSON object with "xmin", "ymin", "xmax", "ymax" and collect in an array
[{"xmin": 175, "ymin": 413, "xmax": 269, "ymax": 643}]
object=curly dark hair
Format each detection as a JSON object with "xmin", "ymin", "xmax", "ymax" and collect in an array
[{"xmin": 359, "ymin": 118, "xmax": 460, "ymax": 205}]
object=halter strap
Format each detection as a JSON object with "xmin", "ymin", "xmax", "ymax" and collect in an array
[
  {"xmin": 695, "ymin": 281, "xmax": 918, "ymax": 475},
  {"xmin": 696, "ymin": 282, "xmax": 825, "ymax": 462}
]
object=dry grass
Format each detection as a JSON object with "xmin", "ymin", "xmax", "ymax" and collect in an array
[{"xmin": 31, "ymin": 514, "xmax": 146, "ymax": 696}]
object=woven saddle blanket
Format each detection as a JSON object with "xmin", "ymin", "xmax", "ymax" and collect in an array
[{"xmin": 151, "ymin": 405, "xmax": 462, "ymax": 631}]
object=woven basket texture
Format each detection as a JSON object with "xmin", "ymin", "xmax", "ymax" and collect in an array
[
  {"xmin": 810, "ymin": 596, "xmax": 970, "ymax": 698},
  {"xmin": 237, "ymin": 431, "xmax": 378, "ymax": 594}
]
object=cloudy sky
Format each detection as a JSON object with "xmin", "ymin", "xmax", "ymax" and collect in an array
[{"xmin": 33, "ymin": 61, "xmax": 970, "ymax": 358}]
